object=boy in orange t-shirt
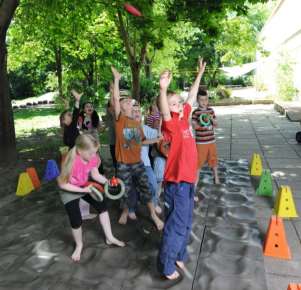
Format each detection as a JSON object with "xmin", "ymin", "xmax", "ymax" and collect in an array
[{"xmin": 111, "ymin": 67, "xmax": 163, "ymax": 230}]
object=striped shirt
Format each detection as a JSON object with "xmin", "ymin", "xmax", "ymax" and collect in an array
[
  {"xmin": 192, "ymin": 107, "xmax": 216, "ymax": 144},
  {"xmin": 146, "ymin": 112, "xmax": 160, "ymax": 129}
]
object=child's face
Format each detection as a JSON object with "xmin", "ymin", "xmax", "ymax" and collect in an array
[
  {"xmin": 84, "ymin": 103, "xmax": 94, "ymax": 115},
  {"xmin": 79, "ymin": 146, "xmax": 99, "ymax": 162},
  {"xmin": 168, "ymin": 94, "xmax": 183, "ymax": 114},
  {"xmin": 63, "ymin": 112, "xmax": 72, "ymax": 126},
  {"xmin": 120, "ymin": 98, "xmax": 134, "ymax": 117},
  {"xmin": 132, "ymin": 106, "xmax": 142, "ymax": 122},
  {"xmin": 198, "ymin": 95, "xmax": 209, "ymax": 108}
]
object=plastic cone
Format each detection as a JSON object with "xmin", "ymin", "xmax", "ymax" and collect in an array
[
  {"xmin": 250, "ymin": 153, "xmax": 263, "ymax": 176},
  {"xmin": 43, "ymin": 159, "xmax": 60, "ymax": 181},
  {"xmin": 16, "ymin": 172, "xmax": 35, "ymax": 196},
  {"xmin": 274, "ymin": 186, "xmax": 298, "ymax": 218},
  {"xmin": 26, "ymin": 167, "xmax": 41, "ymax": 189},
  {"xmin": 287, "ymin": 284, "xmax": 301, "ymax": 290},
  {"xmin": 263, "ymin": 215, "xmax": 291, "ymax": 260},
  {"xmin": 256, "ymin": 169, "xmax": 273, "ymax": 197}
]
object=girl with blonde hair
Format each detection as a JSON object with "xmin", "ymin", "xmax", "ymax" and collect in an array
[{"xmin": 57, "ymin": 133, "xmax": 125, "ymax": 262}]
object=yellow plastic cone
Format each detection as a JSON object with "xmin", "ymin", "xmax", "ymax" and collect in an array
[
  {"xmin": 274, "ymin": 186, "xmax": 298, "ymax": 218},
  {"xmin": 250, "ymin": 153, "xmax": 263, "ymax": 176},
  {"xmin": 16, "ymin": 172, "xmax": 35, "ymax": 197}
]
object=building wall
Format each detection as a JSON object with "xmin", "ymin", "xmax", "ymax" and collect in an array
[{"xmin": 256, "ymin": 0, "xmax": 301, "ymax": 99}]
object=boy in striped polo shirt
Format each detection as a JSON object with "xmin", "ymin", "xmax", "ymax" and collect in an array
[{"xmin": 192, "ymin": 89, "xmax": 220, "ymax": 184}]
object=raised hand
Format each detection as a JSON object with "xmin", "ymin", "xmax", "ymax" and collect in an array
[
  {"xmin": 71, "ymin": 89, "xmax": 83, "ymax": 102},
  {"xmin": 160, "ymin": 70, "xmax": 172, "ymax": 91},
  {"xmin": 198, "ymin": 58, "xmax": 207, "ymax": 75},
  {"xmin": 111, "ymin": 66, "xmax": 121, "ymax": 81}
]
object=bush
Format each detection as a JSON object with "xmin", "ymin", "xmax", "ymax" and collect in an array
[
  {"xmin": 216, "ymin": 85, "xmax": 232, "ymax": 99},
  {"xmin": 276, "ymin": 53, "xmax": 298, "ymax": 101}
]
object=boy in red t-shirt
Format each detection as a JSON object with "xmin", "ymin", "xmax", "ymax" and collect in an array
[{"xmin": 158, "ymin": 58, "xmax": 206, "ymax": 280}]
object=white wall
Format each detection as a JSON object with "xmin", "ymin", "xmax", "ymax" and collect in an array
[{"xmin": 257, "ymin": 0, "xmax": 301, "ymax": 99}]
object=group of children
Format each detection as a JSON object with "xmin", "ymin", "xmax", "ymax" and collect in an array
[{"xmin": 57, "ymin": 58, "xmax": 220, "ymax": 281}]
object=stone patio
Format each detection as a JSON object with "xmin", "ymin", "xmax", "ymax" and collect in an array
[{"xmin": 0, "ymin": 104, "xmax": 301, "ymax": 290}]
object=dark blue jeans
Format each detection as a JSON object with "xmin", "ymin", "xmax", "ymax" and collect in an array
[{"xmin": 158, "ymin": 182, "xmax": 194, "ymax": 276}]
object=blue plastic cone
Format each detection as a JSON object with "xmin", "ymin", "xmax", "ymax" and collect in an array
[{"xmin": 43, "ymin": 159, "xmax": 60, "ymax": 181}]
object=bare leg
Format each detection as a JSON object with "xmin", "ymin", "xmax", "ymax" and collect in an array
[
  {"xmin": 71, "ymin": 227, "xmax": 83, "ymax": 262},
  {"xmin": 99, "ymin": 211, "xmax": 125, "ymax": 247},
  {"xmin": 176, "ymin": 261, "xmax": 185, "ymax": 270},
  {"xmin": 155, "ymin": 205, "xmax": 162, "ymax": 214},
  {"xmin": 128, "ymin": 211, "xmax": 138, "ymax": 220},
  {"xmin": 213, "ymin": 166, "xmax": 220, "ymax": 184},
  {"xmin": 118, "ymin": 207, "xmax": 129, "ymax": 225},
  {"xmin": 147, "ymin": 202, "xmax": 164, "ymax": 230},
  {"xmin": 194, "ymin": 169, "xmax": 201, "ymax": 202}
]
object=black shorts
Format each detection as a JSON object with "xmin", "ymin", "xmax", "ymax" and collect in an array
[{"xmin": 64, "ymin": 194, "xmax": 107, "ymax": 229}]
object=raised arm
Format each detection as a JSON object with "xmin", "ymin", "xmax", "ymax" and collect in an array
[
  {"xmin": 70, "ymin": 89, "xmax": 83, "ymax": 124},
  {"xmin": 159, "ymin": 71, "xmax": 172, "ymax": 122},
  {"xmin": 186, "ymin": 58, "xmax": 206, "ymax": 107},
  {"xmin": 111, "ymin": 66, "xmax": 122, "ymax": 120}
]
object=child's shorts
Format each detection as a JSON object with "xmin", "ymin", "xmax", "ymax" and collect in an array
[{"xmin": 197, "ymin": 143, "xmax": 218, "ymax": 169}]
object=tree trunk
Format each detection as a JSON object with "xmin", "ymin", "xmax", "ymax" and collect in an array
[
  {"xmin": 144, "ymin": 55, "xmax": 152, "ymax": 79},
  {"xmin": 0, "ymin": 0, "xmax": 19, "ymax": 165},
  {"xmin": 131, "ymin": 63, "xmax": 140, "ymax": 101},
  {"xmin": 55, "ymin": 46, "xmax": 63, "ymax": 100}
]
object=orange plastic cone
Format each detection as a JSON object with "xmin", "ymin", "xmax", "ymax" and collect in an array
[
  {"xmin": 263, "ymin": 215, "xmax": 291, "ymax": 260},
  {"xmin": 26, "ymin": 167, "xmax": 41, "ymax": 189},
  {"xmin": 287, "ymin": 284, "xmax": 301, "ymax": 290}
]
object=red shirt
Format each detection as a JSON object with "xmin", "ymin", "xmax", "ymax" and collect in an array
[{"xmin": 162, "ymin": 103, "xmax": 197, "ymax": 183}]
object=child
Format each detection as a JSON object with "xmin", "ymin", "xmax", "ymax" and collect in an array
[
  {"xmin": 79, "ymin": 100, "xmax": 105, "ymax": 174},
  {"xmin": 132, "ymin": 103, "xmax": 162, "ymax": 215},
  {"xmin": 111, "ymin": 66, "xmax": 163, "ymax": 230},
  {"xmin": 59, "ymin": 90, "xmax": 96, "ymax": 220},
  {"xmin": 79, "ymin": 101, "xmax": 101, "ymax": 135},
  {"xmin": 191, "ymin": 89, "xmax": 220, "ymax": 184},
  {"xmin": 57, "ymin": 133, "xmax": 125, "ymax": 262},
  {"xmin": 157, "ymin": 58, "xmax": 206, "ymax": 280},
  {"xmin": 145, "ymin": 102, "xmax": 160, "ymax": 129}
]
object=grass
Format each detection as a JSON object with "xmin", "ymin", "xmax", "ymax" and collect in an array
[
  {"xmin": 14, "ymin": 107, "xmax": 108, "ymax": 149},
  {"xmin": 14, "ymin": 107, "xmax": 61, "ymax": 137}
]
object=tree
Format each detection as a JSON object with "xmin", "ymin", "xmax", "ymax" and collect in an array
[{"xmin": 0, "ymin": 0, "xmax": 19, "ymax": 165}]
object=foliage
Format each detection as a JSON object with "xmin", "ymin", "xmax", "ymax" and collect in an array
[
  {"xmin": 276, "ymin": 52, "xmax": 298, "ymax": 101},
  {"xmin": 6, "ymin": 0, "xmax": 273, "ymax": 104},
  {"xmin": 216, "ymin": 85, "xmax": 232, "ymax": 99}
]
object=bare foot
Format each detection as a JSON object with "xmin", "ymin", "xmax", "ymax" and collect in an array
[
  {"xmin": 151, "ymin": 213, "xmax": 164, "ymax": 231},
  {"xmin": 82, "ymin": 214, "xmax": 97, "ymax": 220},
  {"xmin": 106, "ymin": 237, "xmax": 126, "ymax": 247},
  {"xmin": 71, "ymin": 244, "xmax": 83, "ymax": 262},
  {"xmin": 166, "ymin": 270, "xmax": 180, "ymax": 280},
  {"xmin": 128, "ymin": 212, "xmax": 137, "ymax": 220},
  {"xmin": 118, "ymin": 210, "xmax": 128, "ymax": 225},
  {"xmin": 176, "ymin": 261, "xmax": 185, "ymax": 270},
  {"xmin": 155, "ymin": 205, "xmax": 162, "ymax": 215}
]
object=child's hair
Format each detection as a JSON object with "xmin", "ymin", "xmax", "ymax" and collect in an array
[
  {"xmin": 166, "ymin": 91, "xmax": 178, "ymax": 99},
  {"xmin": 59, "ymin": 110, "xmax": 69, "ymax": 128},
  {"xmin": 82, "ymin": 101, "xmax": 93, "ymax": 110},
  {"xmin": 198, "ymin": 89, "xmax": 208, "ymax": 98},
  {"xmin": 57, "ymin": 134, "xmax": 100, "ymax": 184}
]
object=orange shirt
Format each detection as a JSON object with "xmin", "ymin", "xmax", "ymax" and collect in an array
[{"xmin": 115, "ymin": 114, "xmax": 145, "ymax": 164}]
